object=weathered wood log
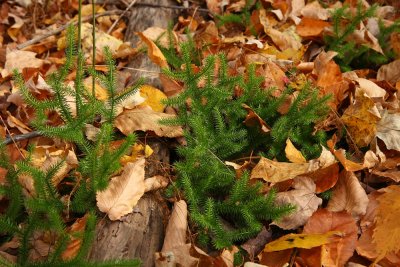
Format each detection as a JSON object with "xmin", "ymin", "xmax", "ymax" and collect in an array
[
  {"xmin": 88, "ymin": 140, "xmax": 171, "ymax": 267},
  {"xmin": 124, "ymin": 0, "xmax": 179, "ymax": 88}
]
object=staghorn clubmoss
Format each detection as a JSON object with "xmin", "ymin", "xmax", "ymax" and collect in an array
[
  {"xmin": 0, "ymin": 25, "xmax": 142, "ymax": 266},
  {"xmin": 161, "ymin": 39, "xmax": 329, "ymax": 249}
]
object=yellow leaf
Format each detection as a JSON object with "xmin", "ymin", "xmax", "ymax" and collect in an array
[
  {"xmin": 83, "ymin": 77, "xmax": 108, "ymax": 101},
  {"xmin": 138, "ymin": 85, "xmax": 167, "ymax": 112},
  {"xmin": 285, "ymin": 139, "xmax": 306, "ymax": 163},
  {"xmin": 264, "ymin": 231, "xmax": 341, "ymax": 252},
  {"xmin": 373, "ymin": 185, "xmax": 400, "ymax": 263}
]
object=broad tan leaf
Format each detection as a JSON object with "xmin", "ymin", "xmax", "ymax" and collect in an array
[
  {"xmin": 2, "ymin": 49, "xmax": 45, "ymax": 78},
  {"xmin": 377, "ymin": 59, "xmax": 400, "ymax": 84},
  {"xmin": 302, "ymin": 209, "xmax": 358, "ymax": 267},
  {"xmin": 285, "ymin": 139, "xmax": 306, "ymax": 163},
  {"xmin": 376, "ymin": 109, "xmax": 400, "ymax": 151},
  {"xmin": 144, "ymin": 175, "xmax": 169, "ymax": 192},
  {"xmin": 296, "ymin": 18, "xmax": 330, "ymax": 37},
  {"xmin": 114, "ymin": 107, "xmax": 183, "ymax": 138},
  {"xmin": 327, "ymin": 170, "xmax": 369, "ymax": 218},
  {"xmin": 96, "ymin": 158, "xmax": 146, "ymax": 221},
  {"xmin": 250, "ymin": 157, "xmax": 316, "ymax": 183},
  {"xmin": 162, "ymin": 200, "xmax": 188, "ymax": 252},
  {"xmin": 264, "ymin": 231, "xmax": 341, "ymax": 252},
  {"xmin": 356, "ymin": 78, "xmax": 386, "ymax": 98},
  {"xmin": 264, "ymin": 26, "xmax": 302, "ymax": 51},
  {"xmin": 272, "ymin": 177, "xmax": 322, "ymax": 229},
  {"xmin": 373, "ymin": 185, "xmax": 400, "ymax": 263},
  {"xmin": 300, "ymin": 1, "xmax": 331, "ymax": 20}
]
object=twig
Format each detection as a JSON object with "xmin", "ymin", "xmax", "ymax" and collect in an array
[
  {"xmin": 3, "ymin": 131, "xmax": 42, "ymax": 145},
  {"xmin": 0, "ymin": 117, "xmax": 26, "ymax": 159},
  {"xmin": 107, "ymin": 0, "xmax": 138, "ymax": 34},
  {"xmin": 17, "ymin": 10, "xmax": 125, "ymax": 50}
]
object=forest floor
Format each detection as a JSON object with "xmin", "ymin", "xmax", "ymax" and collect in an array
[{"xmin": 1, "ymin": 0, "xmax": 400, "ymax": 266}]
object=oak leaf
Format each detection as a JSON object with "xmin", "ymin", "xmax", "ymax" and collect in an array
[
  {"xmin": 373, "ymin": 185, "xmax": 400, "ymax": 263},
  {"xmin": 96, "ymin": 158, "xmax": 146, "ymax": 220}
]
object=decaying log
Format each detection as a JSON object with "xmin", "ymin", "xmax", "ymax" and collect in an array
[{"xmin": 89, "ymin": 140, "xmax": 171, "ymax": 266}]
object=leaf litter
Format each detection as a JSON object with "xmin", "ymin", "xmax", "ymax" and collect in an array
[{"xmin": 1, "ymin": 0, "xmax": 400, "ymax": 266}]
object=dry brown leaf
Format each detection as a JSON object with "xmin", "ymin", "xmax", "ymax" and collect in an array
[
  {"xmin": 140, "ymin": 27, "xmax": 170, "ymax": 48},
  {"xmin": 242, "ymin": 227, "xmax": 272, "ymax": 260},
  {"xmin": 300, "ymin": 1, "xmax": 331, "ymax": 20},
  {"xmin": 306, "ymin": 163, "xmax": 339, "ymax": 193},
  {"xmin": 242, "ymin": 104, "xmax": 271, "ymax": 133},
  {"xmin": 351, "ymin": 22, "xmax": 384, "ymax": 54},
  {"xmin": 356, "ymin": 191, "xmax": 400, "ymax": 266},
  {"xmin": 144, "ymin": 175, "xmax": 169, "ymax": 192},
  {"xmin": 355, "ymin": 78, "xmax": 386, "ymax": 98},
  {"xmin": 96, "ymin": 158, "xmax": 146, "ymax": 221},
  {"xmin": 376, "ymin": 109, "xmax": 400, "ymax": 151},
  {"xmin": 61, "ymin": 214, "xmax": 88, "ymax": 260},
  {"xmin": 137, "ymin": 31, "xmax": 169, "ymax": 69},
  {"xmin": 206, "ymin": 0, "xmax": 226, "ymax": 14},
  {"xmin": 327, "ymin": 170, "xmax": 369, "ymax": 218},
  {"xmin": 373, "ymin": 185, "xmax": 400, "ymax": 263},
  {"xmin": 264, "ymin": 26, "xmax": 302, "ymax": 51},
  {"xmin": 272, "ymin": 177, "xmax": 322, "ymax": 229},
  {"xmin": 377, "ymin": 59, "xmax": 400, "ymax": 84},
  {"xmin": 301, "ymin": 209, "xmax": 358, "ymax": 267},
  {"xmin": 285, "ymin": 139, "xmax": 306, "ymax": 163},
  {"xmin": 159, "ymin": 73, "xmax": 184, "ymax": 97},
  {"xmin": 114, "ymin": 107, "xmax": 183, "ymax": 138},
  {"xmin": 327, "ymin": 139, "xmax": 364, "ymax": 172},
  {"xmin": 161, "ymin": 200, "xmax": 187, "ymax": 252},
  {"xmin": 2, "ymin": 49, "xmax": 45, "ymax": 78}
]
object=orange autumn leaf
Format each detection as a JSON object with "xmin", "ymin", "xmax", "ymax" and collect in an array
[
  {"xmin": 242, "ymin": 104, "xmax": 271, "ymax": 133},
  {"xmin": 136, "ymin": 31, "xmax": 168, "ymax": 69},
  {"xmin": 301, "ymin": 209, "xmax": 358, "ymax": 267},
  {"xmin": 61, "ymin": 214, "xmax": 88, "ymax": 260},
  {"xmin": 296, "ymin": 17, "xmax": 330, "ymax": 38}
]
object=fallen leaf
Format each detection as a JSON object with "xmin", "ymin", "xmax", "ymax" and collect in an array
[
  {"xmin": 2, "ymin": 49, "xmax": 45, "ymax": 78},
  {"xmin": 327, "ymin": 139, "xmax": 364, "ymax": 171},
  {"xmin": 144, "ymin": 175, "xmax": 169, "ymax": 192},
  {"xmin": 301, "ymin": 209, "xmax": 358, "ymax": 267},
  {"xmin": 373, "ymin": 185, "xmax": 400, "ymax": 263},
  {"xmin": 137, "ymin": 31, "xmax": 169, "ymax": 69},
  {"xmin": 285, "ymin": 138, "xmax": 306, "ymax": 163},
  {"xmin": 376, "ymin": 109, "xmax": 400, "ymax": 151},
  {"xmin": 300, "ymin": 1, "xmax": 331, "ymax": 20},
  {"xmin": 242, "ymin": 104, "xmax": 271, "ymax": 133},
  {"xmin": 251, "ymin": 157, "xmax": 315, "ymax": 183},
  {"xmin": 140, "ymin": 27, "xmax": 170, "ymax": 48},
  {"xmin": 264, "ymin": 231, "xmax": 341, "ymax": 252},
  {"xmin": 377, "ymin": 59, "xmax": 400, "ymax": 84},
  {"xmin": 96, "ymin": 158, "xmax": 146, "ymax": 220},
  {"xmin": 264, "ymin": 26, "xmax": 302, "ymax": 51},
  {"xmin": 296, "ymin": 17, "xmax": 330, "ymax": 37},
  {"xmin": 162, "ymin": 200, "xmax": 188, "ymax": 251},
  {"xmin": 114, "ymin": 107, "xmax": 183, "ymax": 138},
  {"xmin": 327, "ymin": 170, "xmax": 369, "ymax": 218},
  {"xmin": 242, "ymin": 227, "xmax": 272, "ymax": 260},
  {"xmin": 138, "ymin": 84, "xmax": 167, "ymax": 112},
  {"xmin": 159, "ymin": 73, "xmax": 184, "ymax": 97},
  {"xmin": 272, "ymin": 177, "xmax": 322, "ymax": 229},
  {"xmin": 306, "ymin": 163, "xmax": 339, "ymax": 193},
  {"xmin": 355, "ymin": 78, "xmax": 386, "ymax": 98},
  {"xmin": 61, "ymin": 214, "xmax": 88, "ymax": 260}
]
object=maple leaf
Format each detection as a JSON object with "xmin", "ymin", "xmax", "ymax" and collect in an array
[{"xmin": 373, "ymin": 185, "xmax": 400, "ymax": 263}]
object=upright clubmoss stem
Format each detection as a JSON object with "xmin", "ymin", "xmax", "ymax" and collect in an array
[{"xmin": 92, "ymin": 0, "xmax": 96, "ymax": 96}]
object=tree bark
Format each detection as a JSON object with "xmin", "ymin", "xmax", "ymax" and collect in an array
[
  {"xmin": 124, "ymin": 0, "xmax": 179, "ymax": 88},
  {"xmin": 88, "ymin": 140, "xmax": 171, "ymax": 267}
]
